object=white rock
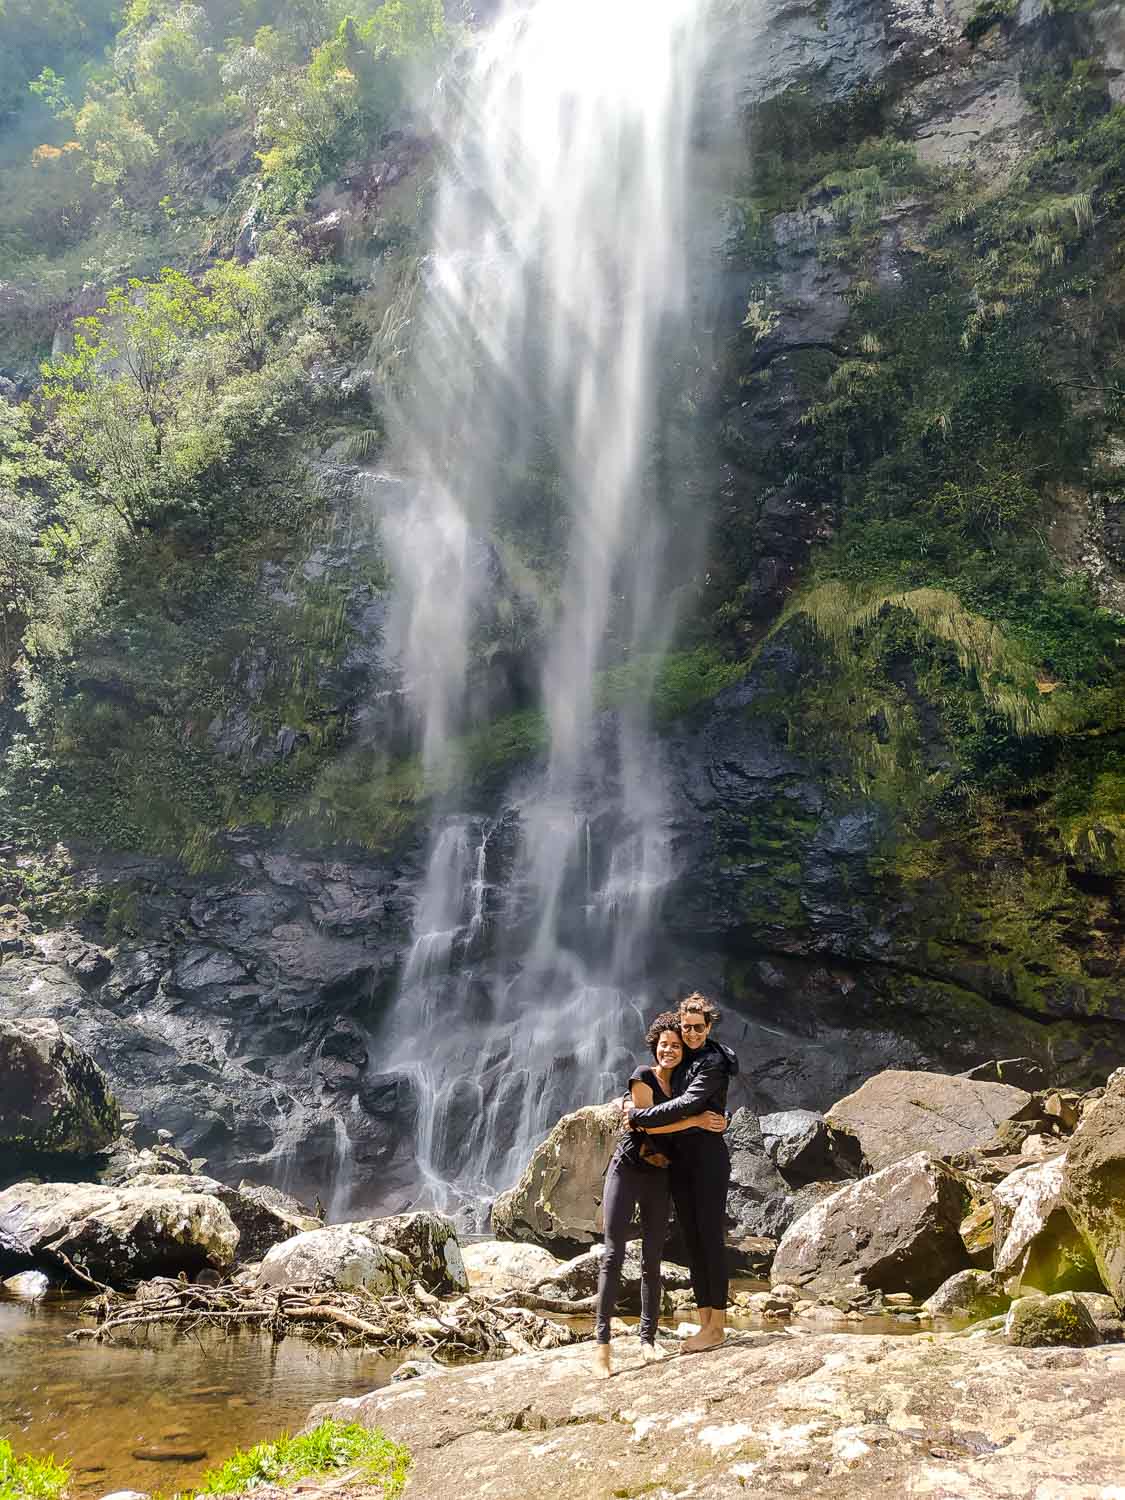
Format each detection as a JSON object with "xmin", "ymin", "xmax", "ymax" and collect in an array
[
  {"xmin": 461, "ymin": 1240, "xmax": 565, "ymax": 1291},
  {"xmin": 2, "ymin": 1270, "xmax": 49, "ymax": 1298},
  {"xmin": 254, "ymin": 1227, "xmax": 411, "ymax": 1293}
]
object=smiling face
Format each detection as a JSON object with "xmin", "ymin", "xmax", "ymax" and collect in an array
[
  {"xmin": 653, "ymin": 1029, "xmax": 684, "ymax": 1071},
  {"xmin": 679, "ymin": 1008, "xmax": 711, "ymax": 1050}
]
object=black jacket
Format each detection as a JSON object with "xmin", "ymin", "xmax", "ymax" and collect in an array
[{"xmin": 628, "ymin": 1038, "xmax": 739, "ymax": 1129}]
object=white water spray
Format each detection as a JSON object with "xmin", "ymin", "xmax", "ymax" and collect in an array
[{"xmin": 372, "ymin": 0, "xmax": 716, "ymax": 1212}]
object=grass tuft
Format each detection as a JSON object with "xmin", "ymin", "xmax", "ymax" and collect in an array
[
  {"xmin": 0, "ymin": 1439, "xmax": 69, "ymax": 1500},
  {"xmin": 196, "ymin": 1420, "xmax": 409, "ymax": 1497}
]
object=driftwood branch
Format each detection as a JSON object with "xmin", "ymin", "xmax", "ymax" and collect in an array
[{"xmin": 69, "ymin": 1278, "xmax": 583, "ymax": 1360}]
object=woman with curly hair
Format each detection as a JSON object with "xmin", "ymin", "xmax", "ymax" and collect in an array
[
  {"xmin": 628, "ymin": 993, "xmax": 739, "ymax": 1352},
  {"xmin": 592, "ymin": 1009, "xmax": 727, "ymax": 1378}
]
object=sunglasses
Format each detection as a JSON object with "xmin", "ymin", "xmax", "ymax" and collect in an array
[{"xmin": 680, "ymin": 1021, "xmax": 707, "ymax": 1033}]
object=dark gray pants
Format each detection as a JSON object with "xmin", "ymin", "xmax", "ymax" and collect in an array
[{"xmin": 595, "ymin": 1157, "xmax": 671, "ymax": 1344}]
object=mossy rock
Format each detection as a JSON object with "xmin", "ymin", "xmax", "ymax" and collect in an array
[{"xmin": 0, "ymin": 1018, "xmax": 121, "ymax": 1159}]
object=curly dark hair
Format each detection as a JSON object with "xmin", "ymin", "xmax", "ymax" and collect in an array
[
  {"xmin": 679, "ymin": 991, "xmax": 721, "ymax": 1026},
  {"xmin": 645, "ymin": 1010, "xmax": 684, "ymax": 1057}
]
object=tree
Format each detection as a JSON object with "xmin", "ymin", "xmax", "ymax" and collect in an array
[
  {"xmin": 202, "ymin": 232, "xmax": 330, "ymax": 373},
  {"xmin": 0, "ymin": 403, "xmax": 76, "ymax": 688},
  {"xmin": 41, "ymin": 269, "xmax": 214, "ymax": 532}
]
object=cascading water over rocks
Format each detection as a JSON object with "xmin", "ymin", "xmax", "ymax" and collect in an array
[{"xmin": 367, "ymin": 0, "xmax": 718, "ymax": 1213}]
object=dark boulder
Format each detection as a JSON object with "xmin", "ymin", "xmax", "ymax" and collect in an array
[
  {"xmin": 771, "ymin": 1152, "xmax": 970, "ymax": 1298},
  {"xmin": 0, "ymin": 1018, "xmax": 120, "ymax": 1161},
  {"xmin": 759, "ymin": 1108, "xmax": 863, "ymax": 1183},
  {"xmin": 725, "ymin": 1108, "xmax": 794, "ymax": 1240}
]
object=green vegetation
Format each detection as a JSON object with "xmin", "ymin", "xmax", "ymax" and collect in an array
[
  {"xmin": 722, "ymin": 42, "xmax": 1125, "ymax": 812},
  {"xmin": 0, "ymin": 1439, "xmax": 69, "ymax": 1500},
  {"xmin": 196, "ymin": 1420, "xmax": 409, "ymax": 1496},
  {"xmin": 705, "ymin": 23, "xmax": 1125, "ymax": 1023},
  {"xmin": 0, "ymin": 0, "xmax": 450, "ymax": 358},
  {"xmin": 0, "ymin": 1424, "xmax": 409, "ymax": 1500}
]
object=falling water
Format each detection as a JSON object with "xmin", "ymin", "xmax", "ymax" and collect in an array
[{"xmin": 372, "ymin": 0, "xmax": 717, "ymax": 1213}]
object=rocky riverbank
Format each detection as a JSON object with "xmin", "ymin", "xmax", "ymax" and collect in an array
[
  {"xmin": 310, "ymin": 1330, "xmax": 1125, "ymax": 1500},
  {"xmin": 4, "ymin": 1017, "xmax": 1125, "ymax": 1498}
]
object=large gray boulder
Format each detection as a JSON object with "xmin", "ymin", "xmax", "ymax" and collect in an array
[
  {"xmin": 491, "ymin": 1102, "xmax": 622, "ymax": 1255},
  {"xmin": 923, "ymin": 1269, "xmax": 1010, "ymax": 1322},
  {"xmin": 992, "ymin": 1156, "xmax": 1102, "ymax": 1296},
  {"xmin": 770, "ymin": 1151, "xmax": 970, "ymax": 1298},
  {"xmin": 1062, "ymin": 1068, "xmax": 1125, "ymax": 1311},
  {"xmin": 359, "ymin": 1210, "xmax": 468, "ymax": 1293},
  {"xmin": 123, "ymin": 1173, "xmax": 320, "ymax": 1263},
  {"xmin": 254, "ymin": 1227, "xmax": 412, "ymax": 1293},
  {"xmin": 0, "ymin": 1019, "xmax": 120, "ymax": 1159},
  {"xmin": 534, "ymin": 1245, "xmax": 693, "ymax": 1309},
  {"xmin": 759, "ymin": 1109, "xmax": 862, "ymax": 1183},
  {"xmin": 826, "ymin": 1070, "xmax": 1034, "ymax": 1171},
  {"xmin": 0, "ymin": 1179, "xmax": 238, "ymax": 1284}
]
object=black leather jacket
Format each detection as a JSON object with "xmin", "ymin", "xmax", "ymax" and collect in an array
[{"xmin": 628, "ymin": 1038, "xmax": 739, "ymax": 1130}]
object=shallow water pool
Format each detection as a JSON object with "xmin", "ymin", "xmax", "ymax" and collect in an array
[{"xmin": 0, "ymin": 1295, "xmax": 401, "ymax": 1494}]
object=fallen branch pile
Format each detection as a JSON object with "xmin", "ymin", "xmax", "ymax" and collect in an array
[{"xmin": 69, "ymin": 1278, "xmax": 583, "ymax": 1360}]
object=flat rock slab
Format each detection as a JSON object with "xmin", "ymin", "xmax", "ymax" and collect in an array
[
  {"xmin": 827, "ymin": 1070, "xmax": 1033, "ymax": 1171},
  {"xmin": 311, "ymin": 1330, "xmax": 1125, "ymax": 1499}
]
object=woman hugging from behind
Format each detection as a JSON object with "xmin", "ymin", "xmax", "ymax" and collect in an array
[{"xmin": 593, "ymin": 1010, "xmax": 727, "ymax": 1379}]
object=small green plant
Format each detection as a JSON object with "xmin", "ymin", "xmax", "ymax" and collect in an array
[
  {"xmin": 196, "ymin": 1421, "xmax": 409, "ymax": 1496},
  {"xmin": 0, "ymin": 1438, "xmax": 69, "ymax": 1500}
]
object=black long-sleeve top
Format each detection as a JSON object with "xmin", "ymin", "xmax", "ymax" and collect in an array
[{"xmin": 628, "ymin": 1038, "xmax": 738, "ymax": 1129}]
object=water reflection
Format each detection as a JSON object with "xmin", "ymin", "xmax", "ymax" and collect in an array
[{"xmin": 0, "ymin": 1296, "xmax": 399, "ymax": 1493}]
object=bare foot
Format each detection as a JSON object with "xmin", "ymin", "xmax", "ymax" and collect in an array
[
  {"xmin": 593, "ymin": 1344, "xmax": 612, "ymax": 1379},
  {"xmin": 685, "ymin": 1325, "xmax": 725, "ymax": 1352},
  {"xmin": 640, "ymin": 1340, "xmax": 668, "ymax": 1362}
]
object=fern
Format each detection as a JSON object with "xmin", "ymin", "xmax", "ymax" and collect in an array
[{"xmin": 338, "ymin": 427, "xmax": 382, "ymax": 462}]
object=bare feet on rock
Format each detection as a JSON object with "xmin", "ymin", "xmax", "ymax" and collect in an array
[
  {"xmin": 593, "ymin": 1344, "xmax": 612, "ymax": 1379},
  {"xmin": 682, "ymin": 1311, "xmax": 726, "ymax": 1352},
  {"xmin": 684, "ymin": 1325, "xmax": 725, "ymax": 1352},
  {"xmin": 640, "ymin": 1340, "xmax": 668, "ymax": 1362}
]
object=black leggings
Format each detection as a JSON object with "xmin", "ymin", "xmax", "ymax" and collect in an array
[
  {"xmin": 672, "ymin": 1135, "xmax": 731, "ymax": 1311},
  {"xmin": 595, "ymin": 1157, "xmax": 671, "ymax": 1344}
]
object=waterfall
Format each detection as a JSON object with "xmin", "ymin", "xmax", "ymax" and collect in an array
[{"xmin": 372, "ymin": 0, "xmax": 716, "ymax": 1215}]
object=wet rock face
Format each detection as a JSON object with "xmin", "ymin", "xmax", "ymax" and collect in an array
[
  {"xmin": 770, "ymin": 1151, "xmax": 970, "ymax": 1297},
  {"xmin": 0, "ymin": 845, "xmax": 426, "ymax": 1212},
  {"xmin": 0, "ymin": 1018, "xmax": 120, "ymax": 1161}
]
